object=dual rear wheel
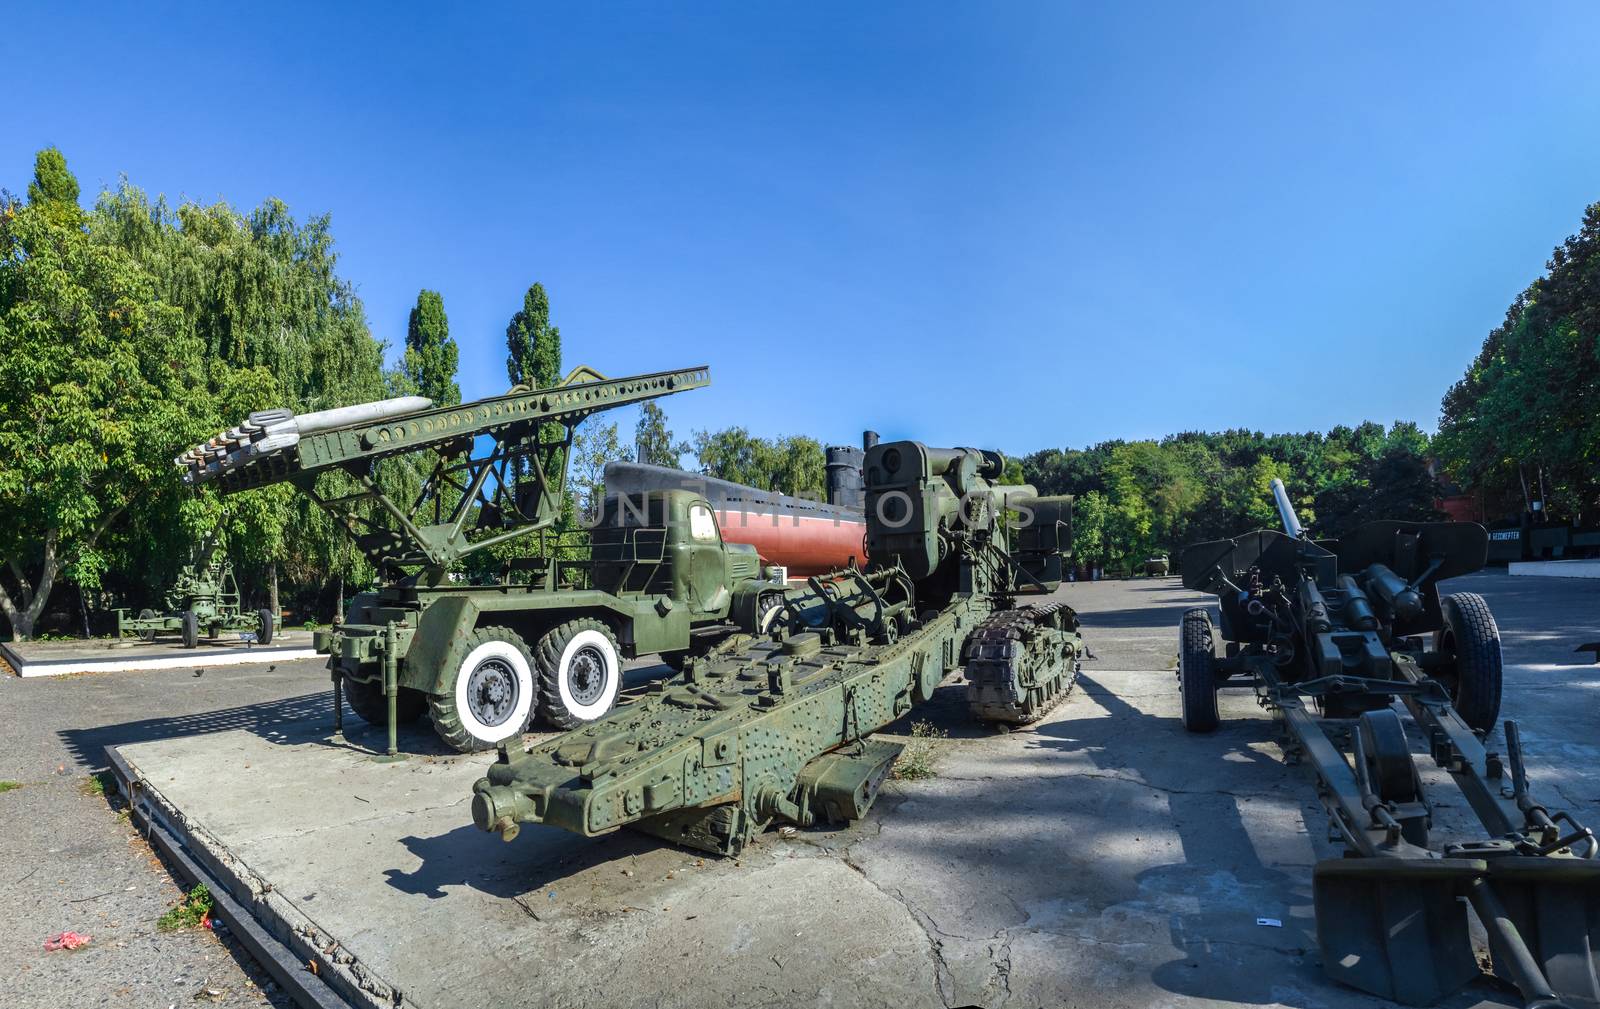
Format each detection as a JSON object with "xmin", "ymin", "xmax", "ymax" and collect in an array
[{"xmin": 345, "ymin": 618, "xmax": 624, "ymax": 752}]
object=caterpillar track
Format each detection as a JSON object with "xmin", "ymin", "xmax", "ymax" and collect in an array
[{"xmin": 962, "ymin": 601, "xmax": 1083, "ymax": 724}]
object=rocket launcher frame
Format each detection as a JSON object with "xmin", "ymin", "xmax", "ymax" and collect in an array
[{"xmin": 176, "ymin": 365, "xmax": 710, "ymax": 574}]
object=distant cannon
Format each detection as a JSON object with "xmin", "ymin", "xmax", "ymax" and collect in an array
[{"xmin": 1176, "ymin": 479, "xmax": 1599, "ymax": 1009}]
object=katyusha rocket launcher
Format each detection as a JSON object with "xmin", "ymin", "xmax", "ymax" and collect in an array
[{"xmin": 471, "ymin": 441, "xmax": 1084, "ymax": 855}]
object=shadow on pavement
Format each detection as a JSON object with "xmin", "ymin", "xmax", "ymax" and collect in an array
[
  {"xmin": 1031, "ymin": 671, "xmax": 1328, "ymax": 1006},
  {"xmin": 384, "ymin": 822, "xmax": 661, "ymax": 899},
  {"xmin": 57, "ymin": 692, "xmax": 454, "ymax": 767}
]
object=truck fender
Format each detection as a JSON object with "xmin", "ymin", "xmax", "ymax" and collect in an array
[{"xmin": 402, "ymin": 595, "xmax": 482, "ymax": 695}]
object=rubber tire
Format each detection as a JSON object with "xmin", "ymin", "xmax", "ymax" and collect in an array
[
  {"xmin": 536, "ymin": 618, "xmax": 622, "ymax": 730},
  {"xmin": 257, "ymin": 608, "xmax": 274, "ymax": 645},
  {"xmin": 1436, "ymin": 592, "xmax": 1503, "ymax": 734},
  {"xmin": 181, "ymin": 610, "xmax": 199, "ymax": 649},
  {"xmin": 343, "ymin": 676, "xmax": 427, "ymax": 726},
  {"xmin": 430, "ymin": 626, "xmax": 537, "ymax": 752},
  {"xmin": 1179, "ymin": 608, "xmax": 1220, "ymax": 733},
  {"xmin": 138, "ymin": 608, "xmax": 157, "ymax": 643}
]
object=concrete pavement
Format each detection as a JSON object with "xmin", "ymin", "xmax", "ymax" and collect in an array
[{"xmin": 8, "ymin": 571, "xmax": 1598, "ymax": 1008}]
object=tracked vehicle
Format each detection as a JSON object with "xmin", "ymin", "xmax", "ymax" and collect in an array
[
  {"xmin": 1178, "ymin": 478, "xmax": 1599, "ymax": 1009},
  {"xmin": 471, "ymin": 441, "xmax": 1084, "ymax": 855},
  {"xmin": 180, "ymin": 364, "xmax": 791, "ymax": 755}
]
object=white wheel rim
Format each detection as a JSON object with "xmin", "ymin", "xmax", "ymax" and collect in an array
[
  {"xmin": 556, "ymin": 629, "xmax": 620, "ymax": 721},
  {"xmin": 453, "ymin": 640, "xmax": 535, "ymax": 744}
]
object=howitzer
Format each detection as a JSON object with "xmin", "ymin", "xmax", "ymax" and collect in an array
[
  {"xmin": 471, "ymin": 441, "xmax": 1085, "ymax": 855},
  {"xmin": 1177, "ymin": 479, "xmax": 1599, "ymax": 1008}
]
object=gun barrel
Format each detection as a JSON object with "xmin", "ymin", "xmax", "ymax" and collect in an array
[{"xmin": 1270, "ymin": 478, "xmax": 1304, "ymax": 539}]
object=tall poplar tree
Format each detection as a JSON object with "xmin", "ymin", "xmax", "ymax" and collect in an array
[{"xmin": 402, "ymin": 289, "xmax": 459, "ymax": 406}]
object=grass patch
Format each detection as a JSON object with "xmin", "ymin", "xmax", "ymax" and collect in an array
[
  {"xmin": 79, "ymin": 770, "xmax": 116, "ymax": 797},
  {"xmin": 892, "ymin": 720, "xmax": 948, "ymax": 781},
  {"xmin": 0, "ymin": 780, "xmax": 21, "ymax": 794},
  {"xmin": 157, "ymin": 883, "xmax": 214, "ymax": 931}
]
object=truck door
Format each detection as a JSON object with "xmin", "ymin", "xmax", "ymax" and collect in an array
[{"xmin": 686, "ymin": 501, "xmax": 731, "ymax": 615}]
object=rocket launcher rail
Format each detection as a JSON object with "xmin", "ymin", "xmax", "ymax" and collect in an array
[
  {"xmin": 179, "ymin": 365, "xmax": 710, "ymax": 494},
  {"xmin": 176, "ymin": 364, "xmax": 710, "ymax": 574}
]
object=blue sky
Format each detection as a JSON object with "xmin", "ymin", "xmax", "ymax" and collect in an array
[{"xmin": 6, "ymin": 3, "xmax": 1600, "ymax": 457}]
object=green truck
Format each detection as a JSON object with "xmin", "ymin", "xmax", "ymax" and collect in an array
[
  {"xmin": 320, "ymin": 488, "xmax": 784, "ymax": 750},
  {"xmin": 180, "ymin": 363, "xmax": 785, "ymax": 752}
]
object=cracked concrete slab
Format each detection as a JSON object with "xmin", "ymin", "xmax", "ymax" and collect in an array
[{"xmin": 109, "ymin": 571, "xmax": 1599, "ymax": 1009}]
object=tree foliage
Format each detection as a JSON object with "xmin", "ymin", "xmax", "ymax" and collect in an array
[
  {"xmin": 1436, "ymin": 202, "xmax": 1600, "ymax": 523},
  {"xmin": 692, "ymin": 428, "xmax": 826, "ymax": 497},
  {"xmin": 635, "ymin": 401, "xmax": 690, "ymax": 468},
  {"xmin": 402, "ymin": 289, "xmax": 459, "ymax": 406},
  {"xmin": 0, "ymin": 153, "xmax": 201, "ymax": 637},
  {"xmin": 0, "ymin": 149, "xmax": 411, "ymax": 637},
  {"xmin": 1022, "ymin": 423, "xmax": 1440, "ymax": 573},
  {"xmin": 505, "ymin": 282, "xmax": 561, "ymax": 391}
]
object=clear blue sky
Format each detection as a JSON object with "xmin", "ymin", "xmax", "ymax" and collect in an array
[{"xmin": 7, "ymin": 3, "xmax": 1599, "ymax": 456}]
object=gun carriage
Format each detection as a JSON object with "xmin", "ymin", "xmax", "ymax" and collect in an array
[
  {"xmin": 1178, "ymin": 478, "xmax": 1599, "ymax": 1009},
  {"xmin": 471, "ymin": 440, "xmax": 1085, "ymax": 855}
]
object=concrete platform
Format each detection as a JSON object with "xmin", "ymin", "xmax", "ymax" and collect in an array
[
  {"xmin": 1509, "ymin": 558, "xmax": 1600, "ymax": 578},
  {"xmin": 106, "ymin": 574, "xmax": 1600, "ymax": 1009},
  {"xmin": 2, "ymin": 631, "xmax": 319, "ymax": 677}
]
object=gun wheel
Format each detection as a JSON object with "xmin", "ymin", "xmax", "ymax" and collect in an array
[
  {"xmin": 430, "ymin": 626, "xmax": 537, "ymax": 752},
  {"xmin": 536, "ymin": 618, "xmax": 622, "ymax": 730},
  {"xmin": 343, "ymin": 676, "xmax": 427, "ymax": 726},
  {"xmin": 1179, "ymin": 607, "xmax": 1219, "ymax": 733},
  {"xmin": 257, "ymin": 608, "xmax": 274, "ymax": 645},
  {"xmin": 137, "ymin": 608, "xmax": 157, "ymax": 643},
  {"xmin": 180, "ymin": 609, "xmax": 199, "ymax": 649},
  {"xmin": 1434, "ymin": 592, "xmax": 1502, "ymax": 734}
]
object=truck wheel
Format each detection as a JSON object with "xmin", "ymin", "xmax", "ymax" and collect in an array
[
  {"xmin": 181, "ymin": 610, "xmax": 199, "ymax": 649},
  {"xmin": 1435, "ymin": 592, "xmax": 1502, "ymax": 733},
  {"xmin": 757, "ymin": 593, "xmax": 783, "ymax": 634},
  {"xmin": 343, "ymin": 676, "xmax": 427, "ymax": 726},
  {"xmin": 137, "ymin": 609, "xmax": 157, "ymax": 643},
  {"xmin": 430, "ymin": 627, "xmax": 537, "ymax": 752},
  {"xmin": 1179, "ymin": 608, "xmax": 1219, "ymax": 733},
  {"xmin": 257, "ymin": 608, "xmax": 274, "ymax": 645},
  {"xmin": 536, "ymin": 619, "xmax": 622, "ymax": 730}
]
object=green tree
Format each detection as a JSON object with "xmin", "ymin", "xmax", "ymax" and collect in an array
[
  {"xmin": 692, "ymin": 428, "xmax": 826, "ymax": 497},
  {"xmin": 27, "ymin": 147, "xmax": 78, "ymax": 207},
  {"xmin": 569, "ymin": 419, "xmax": 633, "ymax": 516},
  {"xmin": 635, "ymin": 401, "xmax": 690, "ymax": 468},
  {"xmin": 0, "ymin": 151, "xmax": 203, "ymax": 638},
  {"xmin": 505, "ymin": 282, "xmax": 564, "ymax": 489},
  {"xmin": 401, "ymin": 289, "xmax": 459, "ymax": 406},
  {"xmin": 94, "ymin": 179, "xmax": 393, "ymax": 614},
  {"xmin": 1437, "ymin": 201, "xmax": 1600, "ymax": 523},
  {"xmin": 506, "ymin": 282, "xmax": 562, "ymax": 391}
]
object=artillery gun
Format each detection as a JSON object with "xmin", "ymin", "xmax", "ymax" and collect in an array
[
  {"xmin": 115, "ymin": 531, "xmax": 276, "ymax": 648},
  {"xmin": 180, "ymin": 364, "xmax": 790, "ymax": 755},
  {"xmin": 470, "ymin": 441, "xmax": 1084, "ymax": 856},
  {"xmin": 1177, "ymin": 478, "xmax": 1599, "ymax": 1009}
]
